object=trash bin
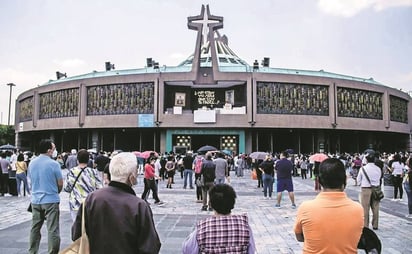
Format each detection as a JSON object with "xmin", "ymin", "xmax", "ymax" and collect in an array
[{"xmin": 8, "ymin": 170, "xmax": 18, "ymax": 196}]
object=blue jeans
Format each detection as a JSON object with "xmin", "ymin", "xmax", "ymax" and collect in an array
[
  {"xmin": 262, "ymin": 173, "xmax": 274, "ymax": 197},
  {"xmin": 16, "ymin": 172, "xmax": 30, "ymax": 196},
  {"xmin": 404, "ymin": 182, "xmax": 412, "ymax": 214},
  {"xmin": 183, "ymin": 169, "xmax": 193, "ymax": 188},
  {"xmin": 29, "ymin": 202, "xmax": 60, "ymax": 254}
]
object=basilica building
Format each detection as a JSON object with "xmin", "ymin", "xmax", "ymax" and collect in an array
[{"xmin": 15, "ymin": 5, "xmax": 411, "ymax": 154}]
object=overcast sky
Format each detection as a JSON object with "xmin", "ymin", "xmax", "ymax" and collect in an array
[{"xmin": 1, "ymin": 0, "xmax": 411, "ymax": 125}]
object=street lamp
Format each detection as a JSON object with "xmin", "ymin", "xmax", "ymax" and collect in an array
[{"xmin": 6, "ymin": 83, "xmax": 16, "ymax": 125}]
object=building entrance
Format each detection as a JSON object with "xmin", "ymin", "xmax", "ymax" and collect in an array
[
  {"xmin": 167, "ymin": 129, "xmax": 245, "ymax": 155},
  {"xmin": 172, "ymin": 134, "xmax": 238, "ymax": 154}
]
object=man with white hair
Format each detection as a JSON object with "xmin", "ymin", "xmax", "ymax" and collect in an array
[
  {"xmin": 65, "ymin": 149, "xmax": 78, "ymax": 170},
  {"xmin": 72, "ymin": 152, "xmax": 161, "ymax": 253}
]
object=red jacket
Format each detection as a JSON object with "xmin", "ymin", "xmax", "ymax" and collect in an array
[{"xmin": 144, "ymin": 163, "xmax": 155, "ymax": 179}]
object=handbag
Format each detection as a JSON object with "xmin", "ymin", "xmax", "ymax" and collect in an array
[
  {"xmin": 361, "ymin": 168, "xmax": 384, "ymax": 201},
  {"xmin": 251, "ymin": 169, "xmax": 257, "ymax": 180},
  {"xmin": 59, "ymin": 202, "xmax": 89, "ymax": 254}
]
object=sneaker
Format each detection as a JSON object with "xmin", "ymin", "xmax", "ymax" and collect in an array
[
  {"xmin": 275, "ymin": 204, "xmax": 281, "ymax": 209},
  {"xmin": 190, "ymin": 186, "xmax": 194, "ymax": 189},
  {"xmin": 208, "ymin": 207, "xmax": 213, "ymax": 211},
  {"xmin": 4, "ymin": 193, "xmax": 12, "ymax": 197},
  {"xmin": 201, "ymin": 206, "xmax": 208, "ymax": 211},
  {"xmin": 291, "ymin": 204, "xmax": 297, "ymax": 209},
  {"xmin": 391, "ymin": 198, "xmax": 397, "ymax": 201},
  {"xmin": 154, "ymin": 201, "xmax": 164, "ymax": 206}
]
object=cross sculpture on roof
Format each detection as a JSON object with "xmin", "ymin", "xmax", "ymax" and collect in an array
[{"xmin": 188, "ymin": 5, "xmax": 223, "ymax": 54}]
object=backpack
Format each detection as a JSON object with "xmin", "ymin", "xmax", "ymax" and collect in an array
[
  {"xmin": 357, "ymin": 227, "xmax": 381, "ymax": 254},
  {"xmin": 202, "ymin": 161, "xmax": 215, "ymax": 182},
  {"xmin": 194, "ymin": 158, "xmax": 203, "ymax": 174}
]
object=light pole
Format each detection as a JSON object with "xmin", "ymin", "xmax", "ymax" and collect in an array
[{"xmin": 6, "ymin": 83, "xmax": 16, "ymax": 126}]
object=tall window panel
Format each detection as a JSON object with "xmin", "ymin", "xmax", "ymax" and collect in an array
[
  {"xmin": 87, "ymin": 82, "xmax": 154, "ymax": 115},
  {"xmin": 39, "ymin": 88, "xmax": 79, "ymax": 119},
  {"xmin": 337, "ymin": 87, "xmax": 383, "ymax": 119},
  {"xmin": 19, "ymin": 97, "xmax": 33, "ymax": 122},
  {"xmin": 390, "ymin": 95, "xmax": 408, "ymax": 123},
  {"xmin": 257, "ymin": 82, "xmax": 329, "ymax": 115}
]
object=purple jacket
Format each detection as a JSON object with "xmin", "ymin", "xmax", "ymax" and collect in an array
[{"xmin": 72, "ymin": 181, "xmax": 161, "ymax": 254}]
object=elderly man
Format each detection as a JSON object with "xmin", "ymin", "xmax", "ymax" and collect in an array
[{"xmin": 72, "ymin": 152, "xmax": 161, "ymax": 253}]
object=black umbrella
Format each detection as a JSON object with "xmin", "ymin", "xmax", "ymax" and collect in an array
[
  {"xmin": 197, "ymin": 145, "xmax": 218, "ymax": 153},
  {"xmin": 0, "ymin": 144, "xmax": 16, "ymax": 150}
]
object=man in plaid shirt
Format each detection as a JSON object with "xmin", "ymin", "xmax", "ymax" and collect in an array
[{"xmin": 182, "ymin": 184, "xmax": 256, "ymax": 253}]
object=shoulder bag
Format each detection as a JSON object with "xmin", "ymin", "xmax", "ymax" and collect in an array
[
  {"xmin": 59, "ymin": 201, "xmax": 89, "ymax": 254},
  {"xmin": 361, "ymin": 167, "xmax": 384, "ymax": 201},
  {"xmin": 64, "ymin": 168, "xmax": 85, "ymax": 193}
]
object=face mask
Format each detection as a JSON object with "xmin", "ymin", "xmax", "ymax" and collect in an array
[{"xmin": 52, "ymin": 149, "xmax": 58, "ymax": 158}]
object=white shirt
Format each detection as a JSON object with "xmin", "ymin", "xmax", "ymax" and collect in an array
[
  {"xmin": 154, "ymin": 159, "xmax": 161, "ymax": 176},
  {"xmin": 357, "ymin": 163, "xmax": 381, "ymax": 187},
  {"xmin": 391, "ymin": 161, "xmax": 404, "ymax": 175}
]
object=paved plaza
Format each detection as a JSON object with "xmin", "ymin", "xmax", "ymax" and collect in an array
[{"xmin": 0, "ymin": 169, "xmax": 411, "ymax": 253}]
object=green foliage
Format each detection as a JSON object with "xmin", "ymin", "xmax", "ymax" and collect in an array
[{"xmin": 0, "ymin": 125, "xmax": 15, "ymax": 146}]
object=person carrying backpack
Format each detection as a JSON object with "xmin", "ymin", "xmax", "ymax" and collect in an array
[
  {"xmin": 200, "ymin": 152, "xmax": 216, "ymax": 211},
  {"xmin": 193, "ymin": 155, "xmax": 204, "ymax": 202}
]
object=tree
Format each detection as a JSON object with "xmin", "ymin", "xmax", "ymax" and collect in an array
[{"xmin": 0, "ymin": 125, "xmax": 15, "ymax": 145}]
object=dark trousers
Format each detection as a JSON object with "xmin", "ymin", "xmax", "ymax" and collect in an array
[
  {"xmin": 393, "ymin": 175, "xmax": 403, "ymax": 199},
  {"xmin": 195, "ymin": 173, "xmax": 202, "ymax": 200},
  {"xmin": 0, "ymin": 173, "xmax": 9, "ymax": 195},
  {"xmin": 301, "ymin": 169, "xmax": 307, "ymax": 179},
  {"xmin": 141, "ymin": 178, "xmax": 160, "ymax": 203}
]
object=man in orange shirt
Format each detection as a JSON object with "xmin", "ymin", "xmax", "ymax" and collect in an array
[{"xmin": 293, "ymin": 158, "xmax": 364, "ymax": 253}]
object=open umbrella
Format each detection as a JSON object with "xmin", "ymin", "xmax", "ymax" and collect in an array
[
  {"xmin": 249, "ymin": 151, "xmax": 268, "ymax": 160},
  {"xmin": 0, "ymin": 144, "xmax": 16, "ymax": 150},
  {"xmin": 309, "ymin": 153, "xmax": 329, "ymax": 162},
  {"xmin": 197, "ymin": 145, "xmax": 218, "ymax": 153},
  {"xmin": 138, "ymin": 151, "xmax": 159, "ymax": 159},
  {"xmin": 220, "ymin": 149, "xmax": 233, "ymax": 156}
]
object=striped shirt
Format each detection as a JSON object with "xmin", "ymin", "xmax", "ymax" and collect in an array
[{"xmin": 65, "ymin": 166, "xmax": 102, "ymax": 211}]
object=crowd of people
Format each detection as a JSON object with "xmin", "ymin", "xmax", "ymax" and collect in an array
[{"xmin": 1, "ymin": 140, "xmax": 411, "ymax": 253}]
